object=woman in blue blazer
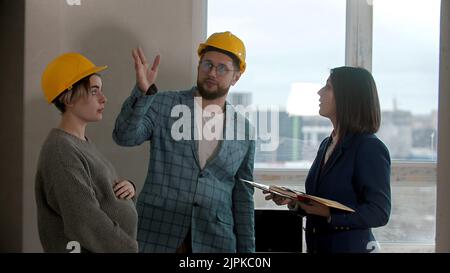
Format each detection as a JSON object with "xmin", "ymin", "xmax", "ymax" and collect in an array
[{"xmin": 266, "ymin": 66, "xmax": 391, "ymax": 253}]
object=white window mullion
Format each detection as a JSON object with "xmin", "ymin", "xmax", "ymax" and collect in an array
[{"xmin": 345, "ymin": 0, "xmax": 373, "ymax": 71}]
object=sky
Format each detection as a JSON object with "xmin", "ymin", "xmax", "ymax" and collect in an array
[{"xmin": 207, "ymin": 0, "xmax": 441, "ymax": 115}]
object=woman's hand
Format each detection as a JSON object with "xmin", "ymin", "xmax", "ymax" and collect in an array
[
  {"xmin": 263, "ymin": 191, "xmax": 293, "ymax": 206},
  {"xmin": 113, "ymin": 180, "xmax": 135, "ymax": 200},
  {"xmin": 298, "ymin": 200, "xmax": 330, "ymax": 218}
]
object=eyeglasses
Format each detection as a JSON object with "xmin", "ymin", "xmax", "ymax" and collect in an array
[{"xmin": 199, "ymin": 60, "xmax": 235, "ymax": 76}]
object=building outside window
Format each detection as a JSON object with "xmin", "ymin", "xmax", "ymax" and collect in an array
[{"xmin": 372, "ymin": 0, "xmax": 440, "ymax": 252}]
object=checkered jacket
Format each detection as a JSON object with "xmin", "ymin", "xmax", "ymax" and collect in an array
[{"xmin": 113, "ymin": 86, "xmax": 255, "ymax": 253}]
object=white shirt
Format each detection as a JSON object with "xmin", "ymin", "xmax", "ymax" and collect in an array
[{"xmin": 195, "ymin": 102, "xmax": 224, "ymax": 170}]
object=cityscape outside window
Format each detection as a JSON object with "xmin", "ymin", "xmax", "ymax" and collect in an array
[
  {"xmin": 371, "ymin": 0, "xmax": 439, "ymax": 252},
  {"xmin": 209, "ymin": 0, "xmax": 346, "ymax": 168}
]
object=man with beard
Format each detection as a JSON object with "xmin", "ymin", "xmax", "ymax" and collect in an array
[{"xmin": 113, "ymin": 32, "xmax": 255, "ymax": 253}]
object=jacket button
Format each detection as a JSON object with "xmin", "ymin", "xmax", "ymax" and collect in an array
[
  {"xmin": 193, "ymin": 202, "xmax": 199, "ymax": 207},
  {"xmin": 199, "ymin": 172, "xmax": 205, "ymax": 177}
]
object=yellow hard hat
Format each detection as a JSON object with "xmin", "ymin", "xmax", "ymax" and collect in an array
[
  {"xmin": 198, "ymin": 31, "xmax": 246, "ymax": 73},
  {"xmin": 41, "ymin": 52, "xmax": 107, "ymax": 103}
]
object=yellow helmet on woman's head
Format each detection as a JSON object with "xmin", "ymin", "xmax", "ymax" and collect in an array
[
  {"xmin": 197, "ymin": 31, "xmax": 246, "ymax": 73},
  {"xmin": 41, "ymin": 53, "xmax": 107, "ymax": 103}
]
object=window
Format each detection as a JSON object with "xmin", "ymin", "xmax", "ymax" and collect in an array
[
  {"xmin": 208, "ymin": 0, "xmax": 440, "ymax": 252},
  {"xmin": 373, "ymin": 0, "xmax": 440, "ymax": 162},
  {"xmin": 208, "ymin": 0, "xmax": 346, "ymax": 168},
  {"xmin": 372, "ymin": 0, "xmax": 440, "ymax": 252}
]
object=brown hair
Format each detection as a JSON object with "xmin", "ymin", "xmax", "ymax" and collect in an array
[
  {"xmin": 330, "ymin": 66, "xmax": 381, "ymax": 140},
  {"xmin": 53, "ymin": 74, "xmax": 99, "ymax": 113}
]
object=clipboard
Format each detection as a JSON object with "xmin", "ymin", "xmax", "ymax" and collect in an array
[{"xmin": 241, "ymin": 178, "xmax": 355, "ymax": 212}]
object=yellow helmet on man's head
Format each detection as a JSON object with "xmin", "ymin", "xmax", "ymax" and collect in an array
[
  {"xmin": 41, "ymin": 53, "xmax": 107, "ymax": 103},
  {"xmin": 197, "ymin": 31, "xmax": 246, "ymax": 73}
]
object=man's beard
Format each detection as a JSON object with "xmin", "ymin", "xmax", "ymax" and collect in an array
[{"xmin": 197, "ymin": 79, "xmax": 229, "ymax": 100}]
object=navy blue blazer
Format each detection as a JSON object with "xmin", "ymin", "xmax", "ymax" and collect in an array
[{"xmin": 304, "ymin": 133, "xmax": 391, "ymax": 253}]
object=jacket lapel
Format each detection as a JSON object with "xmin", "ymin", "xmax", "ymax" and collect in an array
[
  {"xmin": 313, "ymin": 134, "xmax": 354, "ymax": 193},
  {"xmin": 182, "ymin": 88, "xmax": 201, "ymax": 169},
  {"xmin": 311, "ymin": 137, "xmax": 330, "ymax": 194},
  {"xmin": 321, "ymin": 143, "xmax": 343, "ymax": 178}
]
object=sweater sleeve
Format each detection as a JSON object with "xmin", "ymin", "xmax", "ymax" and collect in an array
[{"xmin": 46, "ymin": 152, "xmax": 138, "ymax": 253}]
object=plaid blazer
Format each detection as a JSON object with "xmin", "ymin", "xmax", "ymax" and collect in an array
[{"xmin": 113, "ymin": 86, "xmax": 255, "ymax": 253}]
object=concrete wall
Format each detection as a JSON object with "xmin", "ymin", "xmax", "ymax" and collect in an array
[
  {"xmin": 1, "ymin": 0, "xmax": 206, "ymax": 252},
  {"xmin": 0, "ymin": 0, "xmax": 25, "ymax": 252}
]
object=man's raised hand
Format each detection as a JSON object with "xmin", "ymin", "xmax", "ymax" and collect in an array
[{"xmin": 132, "ymin": 47, "xmax": 160, "ymax": 93}]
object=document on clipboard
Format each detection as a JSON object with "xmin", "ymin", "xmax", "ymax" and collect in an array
[{"xmin": 240, "ymin": 179, "xmax": 355, "ymax": 213}]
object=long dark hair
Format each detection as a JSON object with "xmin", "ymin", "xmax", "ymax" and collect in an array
[{"xmin": 330, "ymin": 66, "xmax": 381, "ymax": 140}]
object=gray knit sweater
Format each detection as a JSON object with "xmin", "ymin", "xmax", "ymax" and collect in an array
[{"xmin": 35, "ymin": 128, "xmax": 138, "ymax": 252}]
